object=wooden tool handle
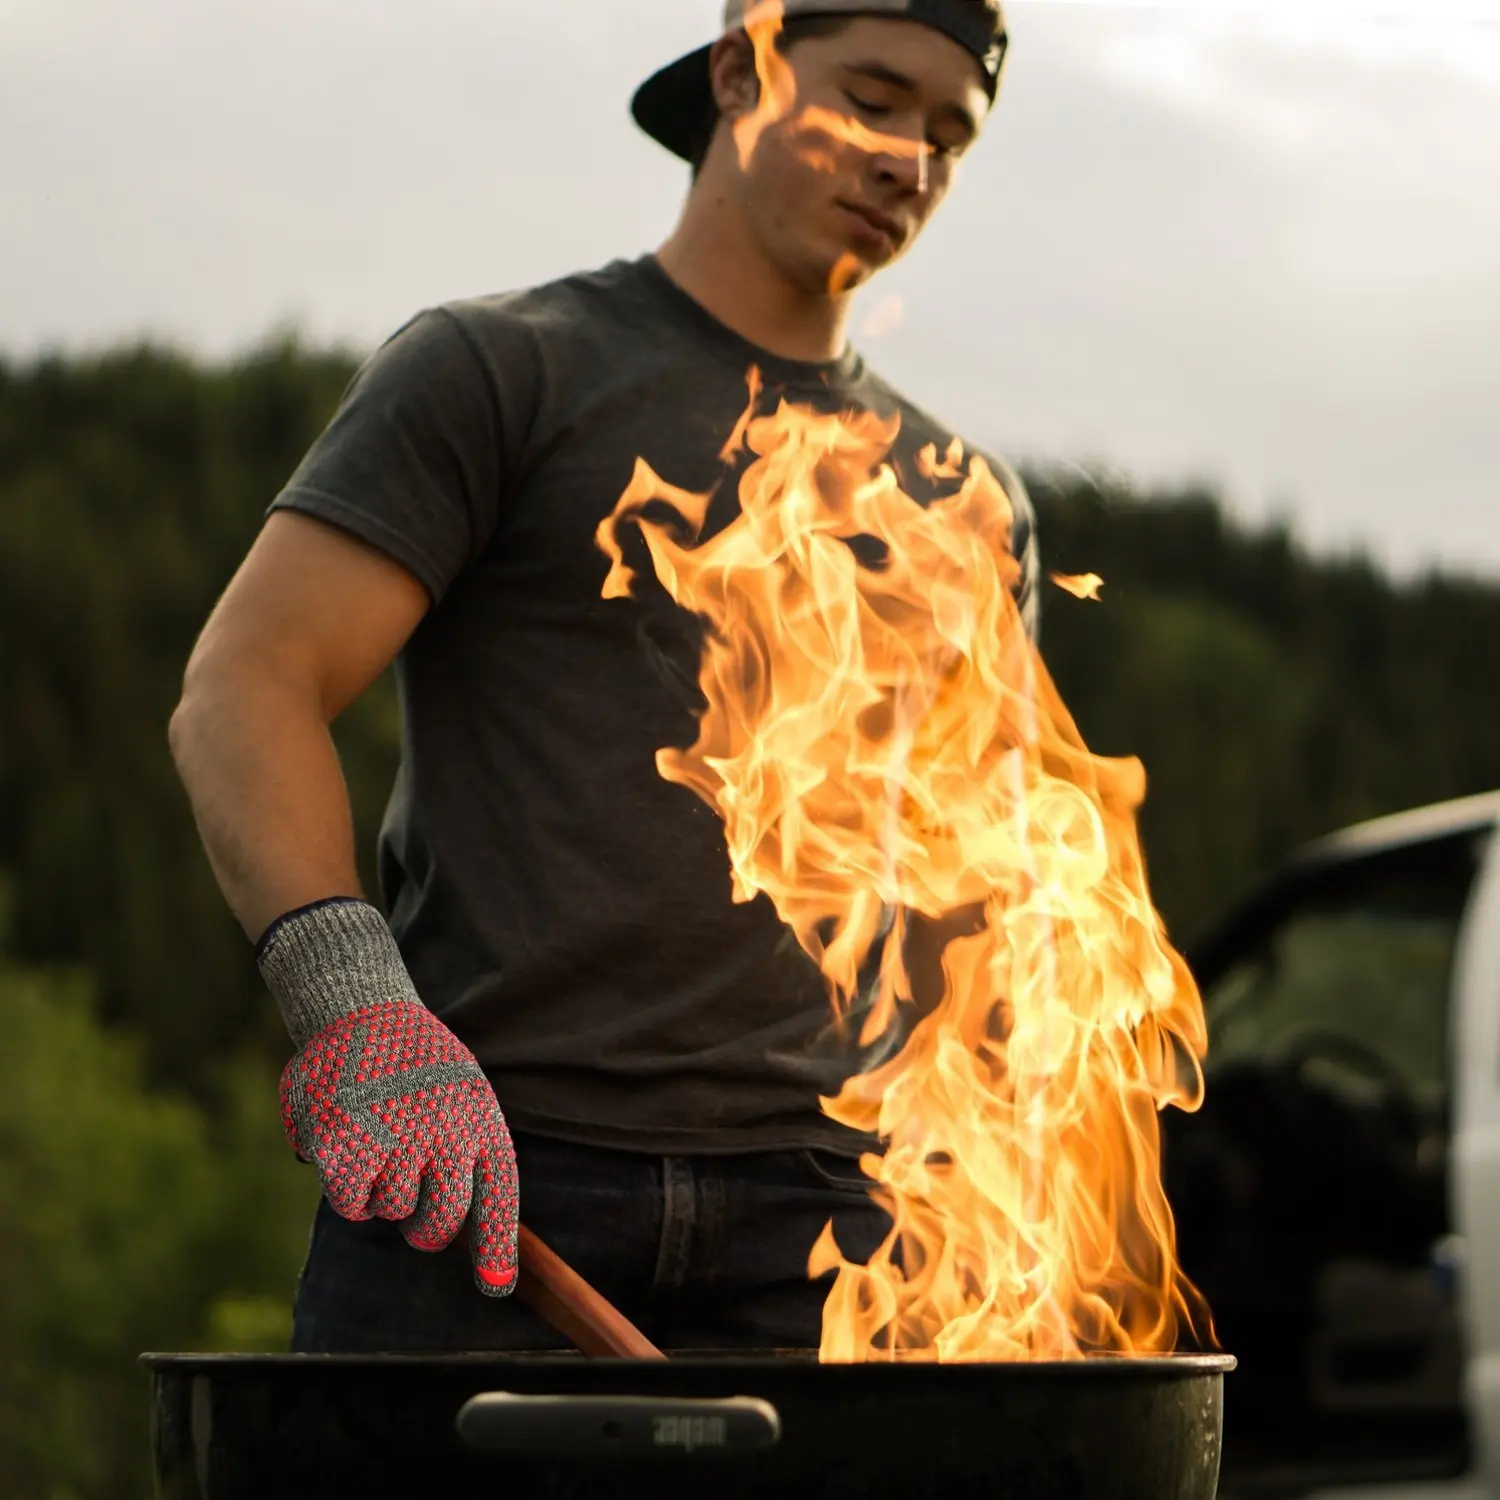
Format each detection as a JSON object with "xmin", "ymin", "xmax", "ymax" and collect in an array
[{"xmin": 515, "ymin": 1225, "xmax": 666, "ymax": 1361}]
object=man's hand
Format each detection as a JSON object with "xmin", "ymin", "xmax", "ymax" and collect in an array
[
  {"xmin": 260, "ymin": 899, "xmax": 519, "ymax": 1295},
  {"xmin": 282, "ymin": 997, "xmax": 520, "ymax": 1292}
]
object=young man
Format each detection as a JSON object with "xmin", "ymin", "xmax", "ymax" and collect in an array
[{"xmin": 171, "ymin": 0, "xmax": 1037, "ymax": 1353}]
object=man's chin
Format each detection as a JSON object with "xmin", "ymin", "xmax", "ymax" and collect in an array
[
  {"xmin": 820, "ymin": 246, "xmax": 889, "ymax": 297},
  {"xmin": 778, "ymin": 241, "xmax": 886, "ymax": 298}
]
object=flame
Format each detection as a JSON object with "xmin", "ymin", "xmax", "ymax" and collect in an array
[
  {"xmin": 795, "ymin": 106, "xmax": 929, "ymax": 173},
  {"xmin": 598, "ymin": 389, "xmax": 1212, "ymax": 1364},
  {"xmin": 917, "ymin": 438, "xmax": 967, "ymax": 482},
  {"xmin": 720, "ymin": 365, "xmax": 766, "ymax": 463},
  {"xmin": 828, "ymin": 252, "xmax": 865, "ymax": 296},
  {"xmin": 1052, "ymin": 572, "xmax": 1106, "ymax": 602},
  {"xmin": 733, "ymin": 1, "xmax": 798, "ymax": 169}
]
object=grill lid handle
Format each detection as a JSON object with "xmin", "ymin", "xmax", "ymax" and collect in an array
[{"xmin": 456, "ymin": 1393, "xmax": 782, "ymax": 1459}]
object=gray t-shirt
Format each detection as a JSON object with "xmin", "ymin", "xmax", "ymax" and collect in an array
[{"xmin": 272, "ymin": 254, "xmax": 1038, "ymax": 1156}]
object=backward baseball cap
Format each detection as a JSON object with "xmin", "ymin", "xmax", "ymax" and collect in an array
[{"xmin": 631, "ymin": 0, "xmax": 1009, "ymax": 162}]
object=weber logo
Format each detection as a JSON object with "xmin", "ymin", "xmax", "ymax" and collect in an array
[{"xmin": 652, "ymin": 1414, "xmax": 728, "ymax": 1453}]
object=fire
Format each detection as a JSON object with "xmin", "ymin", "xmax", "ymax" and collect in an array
[
  {"xmin": 597, "ymin": 376, "xmax": 1212, "ymax": 1363},
  {"xmin": 733, "ymin": 1, "xmax": 800, "ymax": 169},
  {"xmin": 828, "ymin": 253, "xmax": 865, "ymax": 297},
  {"xmin": 719, "ymin": 365, "xmax": 765, "ymax": 463},
  {"xmin": 918, "ymin": 438, "xmax": 967, "ymax": 482},
  {"xmin": 1052, "ymin": 572, "xmax": 1106, "ymax": 602}
]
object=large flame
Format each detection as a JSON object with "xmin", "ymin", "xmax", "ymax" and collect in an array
[{"xmin": 598, "ymin": 376, "xmax": 1212, "ymax": 1363}]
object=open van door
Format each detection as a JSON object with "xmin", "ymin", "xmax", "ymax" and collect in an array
[
  {"xmin": 1451, "ymin": 810, "xmax": 1500, "ymax": 1500},
  {"xmin": 1166, "ymin": 805, "xmax": 1495, "ymax": 1496}
]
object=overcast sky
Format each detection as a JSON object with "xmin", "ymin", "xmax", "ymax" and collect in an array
[{"xmin": 5, "ymin": 0, "xmax": 1498, "ymax": 577}]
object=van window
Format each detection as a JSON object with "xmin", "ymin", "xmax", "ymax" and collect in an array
[{"xmin": 1205, "ymin": 831, "xmax": 1489, "ymax": 1115}]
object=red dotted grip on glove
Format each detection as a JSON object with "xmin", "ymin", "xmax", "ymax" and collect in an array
[{"xmin": 280, "ymin": 998, "xmax": 520, "ymax": 1295}]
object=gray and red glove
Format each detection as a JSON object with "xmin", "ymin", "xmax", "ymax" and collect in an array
[{"xmin": 256, "ymin": 898, "xmax": 519, "ymax": 1295}]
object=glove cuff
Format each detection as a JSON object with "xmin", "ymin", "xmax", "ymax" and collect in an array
[{"xmin": 256, "ymin": 898, "xmax": 421, "ymax": 1049}]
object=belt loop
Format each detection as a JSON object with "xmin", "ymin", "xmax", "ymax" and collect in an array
[{"xmin": 652, "ymin": 1156, "xmax": 696, "ymax": 1292}]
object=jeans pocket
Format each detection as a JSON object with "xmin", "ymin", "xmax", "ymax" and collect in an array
[{"xmin": 797, "ymin": 1148, "xmax": 876, "ymax": 1196}]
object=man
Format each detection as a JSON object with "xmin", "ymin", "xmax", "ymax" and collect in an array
[{"xmin": 171, "ymin": 0, "xmax": 1037, "ymax": 1354}]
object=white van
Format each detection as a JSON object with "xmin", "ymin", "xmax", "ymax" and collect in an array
[{"xmin": 1167, "ymin": 793, "xmax": 1500, "ymax": 1499}]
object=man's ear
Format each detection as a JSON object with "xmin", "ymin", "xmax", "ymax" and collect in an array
[{"xmin": 709, "ymin": 31, "xmax": 761, "ymax": 120}]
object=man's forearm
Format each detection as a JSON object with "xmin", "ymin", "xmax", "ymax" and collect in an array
[{"xmin": 169, "ymin": 669, "xmax": 364, "ymax": 943}]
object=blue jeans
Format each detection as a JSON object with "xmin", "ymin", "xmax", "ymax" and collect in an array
[{"xmin": 292, "ymin": 1131, "xmax": 891, "ymax": 1353}]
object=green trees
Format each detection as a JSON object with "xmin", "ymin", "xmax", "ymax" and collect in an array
[
  {"xmin": 1033, "ymin": 474, "xmax": 1500, "ymax": 939},
  {"xmin": 0, "ymin": 342, "xmax": 1496, "ymax": 1497},
  {"xmin": 0, "ymin": 339, "xmax": 396, "ymax": 1086},
  {"xmin": 0, "ymin": 342, "xmax": 375, "ymax": 1499},
  {"xmin": 0, "ymin": 964, "xmax": 316, "ymax": 1500}
]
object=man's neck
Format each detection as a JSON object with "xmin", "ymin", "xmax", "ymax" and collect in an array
[{"xmin": 656, "ymin": 189, "xmax": 852, "ymax": 365}]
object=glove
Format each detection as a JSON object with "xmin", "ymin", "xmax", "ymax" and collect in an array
[{"xmin": 256, "ymin": 898, "xmax": 519, "ymax": 1295}]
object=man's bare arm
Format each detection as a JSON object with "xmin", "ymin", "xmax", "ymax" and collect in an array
[{"xmin": 169, "ymin": 511, "xmax": 430, "ymax": 941}]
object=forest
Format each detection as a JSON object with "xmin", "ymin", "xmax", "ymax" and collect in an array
[{"xmin": 3, "ymin": 338, "xmax": 1497, "ymax": 1498}]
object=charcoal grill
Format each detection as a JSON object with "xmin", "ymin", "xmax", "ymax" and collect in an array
[
  {"xmin": 144, "ymin": 1349, "xmax": 1234, "ymax": 1499},
  {"xmin": 146, "ymin": 1227, "xmax": 1233, "ymax": 1497}
]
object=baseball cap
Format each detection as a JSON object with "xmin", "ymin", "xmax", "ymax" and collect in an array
[{"xmin": 631, "ymin": 0, "xmax": 1009, "ymax": 162}]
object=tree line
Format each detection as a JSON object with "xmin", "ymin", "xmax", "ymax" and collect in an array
[{"xmin": 2, "ymin": 339, "xmax": 1496, "ymax": 1498}]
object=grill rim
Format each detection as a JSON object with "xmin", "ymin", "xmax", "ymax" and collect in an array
[{"xmin": 142, "ymin": 1350, "xmax": 1236, "ymax": 1377}]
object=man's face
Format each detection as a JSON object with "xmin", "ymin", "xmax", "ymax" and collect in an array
[{"xmin": 723, "ymin": 17, "xmax": 992, "ymax": 295}]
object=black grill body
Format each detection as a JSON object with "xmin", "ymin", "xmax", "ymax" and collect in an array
[{"xmin": 144, "ymin": 1351, "xmax": 1234, "ymax": 1499}]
